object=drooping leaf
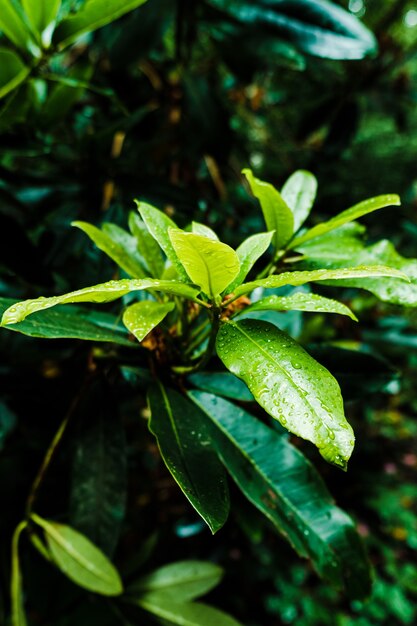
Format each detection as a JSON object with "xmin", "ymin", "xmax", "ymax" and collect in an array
[
  {"xmin": 289, "ymin": 194, "xmax": 401, "ymax": 249},
  {"xmin": 72, "ymin": 221, "xmax": 147, "ymax": 278},
  {"xmin": 70, "ymin": 377, "xmax": 127, "ymax": 556},
  {"xmin": 22, "ymin": 0, "xmax": 61, "ymax": 39},
  {"xmin": 147, "ymin": 384, "xmax": 230, "ymax": 533},
  {"xmin": 168, "ymin": 230, "xmax": 240, "ymax": 299},
  {"xmin": 137, "ymin": 593, "xmax": 242, "ymax": 626},
  {"xmin": 191, "ymin": 222, "xmax": 219, "ymax": 240},
  {"xmin": 281, "ymin": 170, "xmax": 317, "ymax": 232},
  {"xmin": 233, "ymin": 265, "xmax": 409, "ymax": 298},
  {"xmin": 0, "ymin": 0, "xmax": 36, "ymax": 52},
  {"xmin": 132, "ymin": 560, "xmax": 223, "ymax": 601},
  {"xmin": 0, "ymin": 298, "xmax": 133, "ymax": 345},
  {"xmin": 226, "ymin": 232, "xmax": 274, "ymax": 294},
  {"xmin": 136, "ymin": 202, "xmax": 189, "ymax": 281},
  {"xmin": 189, "ymin": 392, "xmax": 371, "ymax": 599},
  {"xmin": 244, "ymin": 292, "xmax": 357, "ymax": 321},
  {"xmin": 53, "ymin": 0, "xmax": 149, "ymax": 49},
  {"xmin": 31, "ymin": 514, "xmax": 123, "ymax": 596},
  {"xmin": 123, "ymin": 301, "xmax": 174, "ymax": 341},
  {"xmin": 242, "ymin": 168, "xmax": 294, "ymax": 252},
  {"xmin": 1, "ymin": 279, "xmax": 201, "ymax": 326},
  {"xmin": 188, "ymin": 372, "xmax": 254, "ymax": 402},
  {"xmin": 0, "ymin": 48, "xmax": 30, "ymax": 100},
  {"xmin": 129, "ymin": 212, "xmax": 165, "ymax": 278},
  {"xmin": 216, "ymin": 319, "xmax": 354, "ymax": 468},
  {"xmin": 11, "ymin": 522, "xmax": 28, "ymax": 626}
]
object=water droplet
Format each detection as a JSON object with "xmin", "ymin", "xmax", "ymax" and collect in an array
[{"xmin": 291, "ymin": 361, "xmax": 302, "ymax": 370}]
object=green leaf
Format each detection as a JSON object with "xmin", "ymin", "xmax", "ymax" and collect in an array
[
  {"xmin": 137, "ymin": 593, "xmax": 242, "ymax": 626},
  {"xmin": 53, "ymin": 0, "xmax": 149, "ymax": 49},
  {"xmin": 147, "ymin": 384, "xmax": 230, "ymax": 533},
  {"xmin": 281, "ymin": 170, "xmax": 317, "ymax": 232},
  {"xmin": 189, "ymin": 392, "xmax": 371, "ymax": 598},
  {"xmin": 244, "ymin": 292, "xmax": 357, "ymax": 321},
  {"xmin": 289, "ymin": 194, "xmax": 401, "ymax": 249},
  {"xmin": 1, "ymin": 279, "xmax": 201, "ymax": 325},
  {"xmin": 0, "ymin": 298, "xmax": 133, "ymax": 345},
  {"xmin": 168, "ymin": 230, "xmax": 240, "ymax": 299},
  {"xmin": 0, "ymin": 0, "xmax": 36, "ymax": 52},
  {"xmin": 0, "ymin": 48, "xmax": 30, "ymax": 100},
  {"xmin": 191, "ymin": 222, "xmax": 219, "ymax": 240},
  {"xmin": 11, "ymin": 522, "xmax": 28, "ymax": 626},
  {"xmin": 72, "ymin": 221, "xmax": 147, "ymax": 278},
  {"xmin": 234, "ymin": 265, "xmax": 409, "ymax": 298},
  {"xmin": 216, "ymin": 319, "xmax": 354, "ymax": 468},
  {"xmin": 136, "ymin": 202, "xmax": 189, "ymax": 281},
  {"xmin": 31, "ymin": 514, "xmax": 123, "ymax": 596},
  {"xmin": 129, "ymin": 211, "xmax": 165, "ymax": 278},
  {"xmin": 123, "ymin": 301, "xmax": 174, "ymax": 341},
  {"xmin": 226, "ymin": 232, "xmax": 274, "ymax": 294},
  {"xmin": 22, "ymin": 0, "xmax": 61, "ymax": 38},
  {"xmin": 132, "ymin": 560, "xmax": 223, "ymax": 601},
  {"xmin": 188, "ymin": 372, "xmax": 254, "ymax": 402},
  {"xmin": 242, "ymin": 168, "xmax": 294, "ymax": 252},
  {"xmin": 40, "ymin": 62, "xmax": 93, "ymax": 126}
]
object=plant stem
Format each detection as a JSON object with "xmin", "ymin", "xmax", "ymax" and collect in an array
[{"xmin": 172, "ymin": 306, "xmax": 221, "ymax": 373}]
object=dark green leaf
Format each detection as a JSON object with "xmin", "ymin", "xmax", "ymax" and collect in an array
[
  {"xmin": 188, "ymin": 372, "xmax": 254, "ymax": 402},
  {"xmin": 11, "ymin": 522, "xmax": 27, "ymax": 626},
  {"xmin": 129, "ymin": 212, "xmax": 165, "ymax": 278},
  {"xmin": 0, "ymin": 48, "xmax": 30, "ymax": 99}
]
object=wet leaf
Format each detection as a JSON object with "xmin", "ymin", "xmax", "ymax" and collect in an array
[
  {"xmin": 226, "ymin": 232, "xmax": 274, "ymax": 294},
  {"xmin": 191, "ymin": 222, "xmax": 219, "ymax": 240},
  {"xmin": 188, "ymin": 372, "xmax": 254, "ymax": 402},
  {"xmin": 281, "ymin": 170, "xmax": 317, "ymax": 232},
  {"xmin": 244, "ymin": 292, "xmax": 357, "ymax": 321},
  {"xmin": 123, "ymin": 300, "xmax": 174, "ymax": 341},
  {"xmin": 129, "ymin": 212, "xmax": 165, "ymax": 277}
]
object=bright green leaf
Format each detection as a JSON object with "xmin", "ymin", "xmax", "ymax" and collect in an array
[
  {"xmin": 129, "ymin": 211, "xmax": 165, "ymax": 277},
  {"xmin": 226, "ymin": 231, "xmax": 274, "ymax": 294},
  {"xmin": 31, "ymin": 514, "xmax": 123, "ymax": 596},
  {"xmin": 22, "ymin": 0, "xmax": 61, "ymax": 40},
  {"xmin": 242, "ymin": 168, "xmax": 294, "ymax": 251},
  {"xmin": 53, "ymin": 0, "xmax": 149, "ymax": 49},
  {"xmin": 281, "ymin": 170, "xmax": 317, "ymax": 232},
  {"xmin": 289, "ymin": 194, "xmax": 401, "ymax": 249},
  {"xmin": 123, "ymin": 301, "xmax": 174, "ymax": 341},
  {"xmin": 148, "ymin": 384, "xmax": 230, "ymax": 533},
  {"xmin": 216, "ymin": 319, "xmax": 354, "ymax": 468},
  {"xmin": 189, "ymin": 392, "xmax": 371, "ymax": 598},
  {"xmin": 188, "ymin": 372, "xmax": 254, "ymax": 402},
  {"xmin": 191, "ymin": 222, "xmax": 219, "ymax": 240},
  {"xmin": 11, "ymin": 522, "xmax": 28, "ymax": 626},
  {"xmin": 0, "ymin": 48, "xmax": 30, "ymax": 99},
  {"xmin": 169, "ymin": 230, "xmax": 240, "ymax": 299},
  {"xmin": 72, "ymin": 221, "xmax": 147, "ymax": 278},
  {"xmin": 137, "ymin": 592, "xmax": 242, "ymax": 626},
  {"xmin": 244, "ymin": 292, "xmax": 357, "ymax": 321},
  {"xmin": 0, "ymin": 0, "xmax": 36, "ymax": 52}
]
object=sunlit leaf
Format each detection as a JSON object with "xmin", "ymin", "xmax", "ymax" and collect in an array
[
  {"xmin": 0, "ymin": 0, "xmax": 36, "ymax": 52},
  {"xmin": 22, "ymin": 0, "xmax": 61, "ymax": 40},
  {"xmin": 226, "ymin": 232, "xmax": 274, "ymax": 294},
  {"xmin": 191, "ymin": 222, "xmax": 219, "ymax": 240},
  {"xmin": 137, "ymin": 592, "xmax": 242, "ymax": 626},
  {"xmin": 281, "ymin": 170, "xmax": 317, "ymax": 232},
  {"xmin": 129, "ymin": 212, "xmax": 165, "ymax": 277},
  {"xmin": 244, "ymin": 292, "xmax": 357, "ymax": 321},
  {"xmin": 123, "ymin": 300, "xmax": 174, "ymax": 341}
]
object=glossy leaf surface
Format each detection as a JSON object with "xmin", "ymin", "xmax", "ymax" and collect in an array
[
  {"xmin": 138, "ymin": 593, "xmax": 242, "ymax": 626},
  {"xmin": 189, "ymin": 392, "xmax": 371, "ymax": 598},
  {"xmin": 123, "ymin": 300, "xmax": 174, "ymax": 341},
  {"xmin": 148, "ymin": 384, "xmax": 230, "ymax": 533},
  {"xmin": 0, "ymin": 0, "xmax": 35, "ymax": 51},
  {"xmin": 191, "ymin": 222, "xmax": 219, "ymax": 240},
  {"xmin": 216, "ymin": 319, "xmax": 354, "ymax": 468},
  {"xmin": 281, "ymin": 170, "xmax": 317, "ymax": 232},
  {"xmin": 31, "ymin": 514, "xmax": 123, "ymax": 596},
  {"xmin": 244, "ymin": 292, "xmax": 357, "ymax": 321},
  {"xmin": 169, "ymin": 230, "xmax": 240, "ymax": 298},
  {"xmin": 243, "ymin": 168, "xmax": 293, "ymax": 251},
  {"xmin": 129, "ymin": 212, "xmax": 165, "ymax": 277},
  {"xmin": 226, "ymin": 231, "xmax": 274, "ymax": 293},
  {"xmin": 0, "ymin": 49, "xmax": 30, "ymax": 99},
  {"xmin": 188, "ymin": 372, "xmax": 254, "ymax": 402},
  {"xmin": 22, "ymin": 0, "xmax": 61, "ymax": 36}
]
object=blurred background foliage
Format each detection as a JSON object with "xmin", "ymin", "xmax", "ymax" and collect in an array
[{"xmin": 1, "ymin": 0, "xmax": 417, "ymax": 624}]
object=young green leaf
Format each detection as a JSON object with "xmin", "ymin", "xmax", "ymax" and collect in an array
[
  {"xmin": 129, "ymin": 212, "xmax": 165, "ymax": 277},
  {"xmin": 31, "ymin": 514, "xmax": 123, "ymax": 596},
  {"xmin": 216, "ymin": 319, "xmax": 354, "ymax": 468},
  {"xmin": 22, "ymin": 0, "xmax": 61, "ymax": 39},
  {"xmin": 168, "ymin": 230, "xmax": 240, "ymax": 299},
  {"xmin": 243, "ymin": 168, "xmax": 294, "ymax": 251},
  {"xmin": 53, "ymin": 0, "xmax": 149, "ymax": 49},
  {"xmin": 188, "ymin": 372, "xmax": 254, "ymax": 402},
  {"xmin": 1, "ymin": 279, "xmax": 202, "ymax": 326},
  {"xmin": 189, "ymin": 392, "xmax": 371, "ymax": 599},
  {"xmin": 225, "ymin": 231, "xmax": 274, "ymax": 294},
  {"xmin": 281, "ymin": 170, "xmax": 317, "ymax": 232},
  {"xmin": 123, "ymin": 301, "xmax": 174, "ymax": 341},
  {"xmin": 72, "ymin": 221, "xmax": 147, "ymax": 278},
  {"xmin": 244, "ymin": 292, "xmax": 357, "ymax": 321},
  {"xmin": 0, "ymin": 49, "xmax": 30, "ymax": 100},
  {"xmin": 191, "ymin": 222, "xmax": 219, "ymax": 240},
  {"xmin": 132, "ymin": 560, "xmax": 223, "ymax": 601},
  {"xmin": 11, "ymin": 522, "xmax": 28, "ymax": 626},
  {"xmin": 148, "ymin": 384, "xmax": 230, "ymax": 533},
  {"xmin": 136, "ymin": 202, "xmax": 189, "ymax": 281},
  {"xmin": 137, "ymin": 593, "xmax": 242, "ymax": 626},
  {"xmin": 289, "ymin": 194, "xmax": 401, "ymax": 249},
  {"xmin": 0, "ymin": 0, "xmax": 36, "ymax": 52},
  {"xmin": 233, "ymin": 265, "xmax": 409, "ymax": 298}
]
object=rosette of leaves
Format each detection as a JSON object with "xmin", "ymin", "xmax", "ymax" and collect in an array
[{"xmin": 3, "ymin": 168, "xmax": 416, "ymax": 605}]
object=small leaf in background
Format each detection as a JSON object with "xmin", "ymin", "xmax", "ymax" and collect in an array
[
  {"xmin": 70, "ymin": 377, "xmax": 127, "ymax": 556},
  {"xmin": 188, "ymin": 372, "xmax": 254, "ymax": 402},
  {"xmin": 216, "ymin": 319, "xmax": 354, "ymax": 468},
  {"xmin": 242, "ymin": 168, "xmax": 294, "ymax": 252},
  {"xmin": 289, "ymin": 194, "xmax": 401, "ymax": 249},
  {"xmin": 22, "ymin": 0, "xmax": 61, "ymax": 42},
  {"xmin": 40, "ymin": 62, "xmax": 93, "ymax": 126},
  {"xmin": 189, "ymin": 392, "xmax": 371, "ymax": 599},
  {"xmin": 244, "ymin": 292, "xmax": 357, "ymax": 321},
  {"xmin": 281, "ymin": 170, "xmax": 317, "ymax": 232},
  {"xmin": 0, "ymin": 49, "xmax": 30, "ymax": 100},
  {"xmin": 123, "ymin": 300, "xmax": 174, "ymax": 341},
  {"xmin": 137, "ymin": 592, "xmax": 243, "ymax": 626},
  {"xmin": 129, "ymin": 212, "xmax": 165, "ymax": 278},
  {"xmin": 169, "ymin": 230, "xmax": 240, "ymax": 299},
  {"xmin": 11, "ymin": 522, "xmax": 28, "ymax": 626},
  {"xmin": 191, "ymin": 222, "xmax": 219, "ymax": 240},
  {"xmin": 0, "ymin": 0, "xmax": 36, "ymax": 52},
  {"xmin": 31, "ymin": 514, "xmax": 123, "ymax": 596},
  {"xmin": 131, "ymin": 560, "xmax": 223, "ymax": 601},
  {"xmin": 148, "ymin": 384, "xmax": 230, "ymax": 533},
  {"xmin": 226, "ymin": 231, "xmax": 274, "ymax": 294}
]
